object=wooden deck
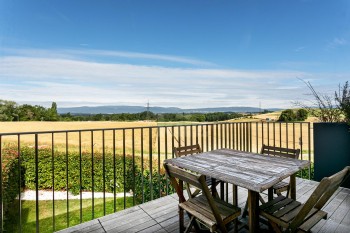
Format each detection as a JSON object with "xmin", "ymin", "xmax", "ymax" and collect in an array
[{"xmin": 56, "ymin": 178, "xmax": 350, "ymax": 233}]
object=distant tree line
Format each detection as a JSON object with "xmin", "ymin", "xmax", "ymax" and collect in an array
[
  {"xmin": 60, "ymin": 111, "xmax": 243, "ymax": 122},
  {"xmin": 0, "ymin": 100, "xmax": 59, "ymax": 121},
  {"xmin": 0, "ymin": 100, "xmax": 243, "ymax": 122}
]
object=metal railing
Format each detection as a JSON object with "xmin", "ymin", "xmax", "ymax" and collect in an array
[{"xmin": 0, "ymin": 121, "xmax": 313, "ymax": 233}]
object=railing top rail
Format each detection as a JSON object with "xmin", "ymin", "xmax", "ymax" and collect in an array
[{"xmin": 0, "ymin": 121, "xmax": 311, "ymax": 136}]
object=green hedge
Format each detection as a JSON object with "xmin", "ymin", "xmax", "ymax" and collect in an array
[
  {"xmin": 134, "ymin": 169, "xmax": 170, "ymax": 204},
  {"xmin": 296, "ymin": 162, "xmax": 314, "ymax": 180},
  {"xmin": 20, "ymin": 147, "xmax": 138, "ymax": 195},
  {"xmin": 1, "ymin": 147, "xmax": 25, "ymax": 229}
]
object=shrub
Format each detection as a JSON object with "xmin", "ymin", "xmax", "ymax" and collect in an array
[
  {"xmin": 278, "ymin": 109, "xmax": 296, "ymax": 122},
  {"xmin": 296, "ymin": 109, "xmax": 308, "ymax": 121},
  {"xmin": 335, "ymin": 81, "xmax": 350, "ymax": 124},
  {"xmin": 1, "ymin": 146, "xmax": 25, "ymax": 229},
  {"xmin": 20, "ymin": 147, "xmax": 136, "ymax": 195},
  {"xmin": 279, "ymin": 109, "xmax": 308, "ymax": 122},
  {"xmin": 296, "ymin": 162, "xmax": 314, "ymax": 180},
  {"xmin": 295, "ymin": 79, "xmax": 342, "ymax": 122},
  {"xmin": 133, "ymin": 169, "xmax": 170, "ymax": 204}
]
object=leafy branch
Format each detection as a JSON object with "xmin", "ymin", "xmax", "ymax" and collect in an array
[{"xmin": 294, "ymin": 79, "xmax": 342, "ymax": 122}]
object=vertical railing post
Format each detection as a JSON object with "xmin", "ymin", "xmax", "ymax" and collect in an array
[
  {"xmin": 273, "ymin": 123, "xmax": 276, "ymax": 148},
  {"xmin": 267, "ymin": 122, "xmax": 270, "ymax": 147},
  {"xmin": 113, "ymin": 130, "xmax": 117, "ymax": 211},
  {"xmin": 239, "ymin": 123, "xmax": 242, "ymax": 150},
  {"xmin": 0, "ymin": 136, "xmax": 3, "ymax": 233},
  {"xmin": 256, "ymin": 122, "xmax": 258, "ymax": 153},
  {"xmin": 293, "ymin": 123, "xmax": 296, "ymax": 149},
  {"xmin": 141, "ymin": 128, "xmax": 145, "ymax": 202},
  {"xmin": 78, "ymin": 131, "xmax": 82, "ymax": 223},
  {"xmin": 286, "ymin": 123, "xmax": 289, "ymax": 149},
  {"xmin": 195, "ymin": 125, "xmax": 198, "ymax": 146},
  {"xmin": 279, "ymin": 122, "xmax": 282, "ymax": 147},
  {"xmin": 102, "ymin": 130, "xmax": 106, "ymax": 215},
  {"xmin": 18, "ymin": 135, "xmax": 22, "ymax": 233},
  {"xmin": 206, "ymin": 125, "xmax": 209, "ymax": 152},
  {"xmin": 91, "ymin": 131, "xmax": 95, "ymax": 219},
  {"xmin": 165, "ymin": 127, "xmax": 169, "ymax": 195},
  {"xmin": 211, "ymin": 124, "xmax": 214, "ymax": 151},
  {"xmin": 249, "ymin": 122, "xmax": 252, "ymax": 152},
  {"xmin": 52, "ymin": 133, "xmax": 57, "ymax": 230},
  {"xmin": 308, "ymin": 122, "xmax": 311, "ymax": 179},
  {"xmin": 157, "ymin": 127, "xmax": 161, "ymax": 198},
  {"xmin": 132, "ymin": 129, "xmax": 136, "ymax": 205},
  {"xmin": 35, "ymin": 134, "xmax": 39, "ymax": 233},
  {"xmin": 66, "ymin": 132, "xmax": 69, "ymax": 227},
  {"xmin": 149, "ymin": 128, "xmax": 153, "ymax": 201},
  {"xmin": 171, "ymin": 126, "xmax": 175, "ymax": 158},
  {"xmin": 123, "ymin": 129, "xmax": 126, "ymax": 208}
]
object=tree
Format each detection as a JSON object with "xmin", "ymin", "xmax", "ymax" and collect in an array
[
  {"xmin": 335, "ymin": 81, "xmax": 350, "ymax": 124},
  {"xmin": 47, "ymin": 102, "xmax": 59, "ymax": 121},
  {"xmin": 296, "ymin": 109, "xmax": 308, "ymax": 121},
  {"xmin": 0, "ymin": 100, "xmax": 18, "ymax": 121},
  {"xmin": 18, "ymin": 104, "xmax": 36, "ymax": 121},
  {"xmin": 278, "ymin": 109, "xmax": 296, "ymax": 122},
  {"xmin": 295, "ymin": 79, "xmax": 342, "ymax": 122}
]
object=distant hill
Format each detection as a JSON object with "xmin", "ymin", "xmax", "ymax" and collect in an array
[{"xmin": 58, "ymin": 105, "xmax": 282, "ymax": 114}]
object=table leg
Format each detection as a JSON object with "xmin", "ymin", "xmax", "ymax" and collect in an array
[
  {"xmin": 220, "ymin": 181, "xmax": 225, "ymax": 200},
  {"xmin": 248, "ymin": 190, "xmax": 259, "ymax": 233},
  {"xmin": 211, "ymin": 178, "xmax": 218, "ymax": 197},
  {"xmin": 268, "ymin": 187, "xmax": 273, "ymax": 202},
  {"xmin": 232, "ymin": 185, "xmax": 238, "ymax": 233},
  {"xmin": 290, "ymin": 174, "xmax": 296, "ymax": 200}
]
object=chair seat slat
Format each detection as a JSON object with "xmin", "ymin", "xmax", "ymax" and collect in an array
[
  {"xmin": 165, "ymin": 162, "xmax": 241, "ymax": 233},
  {"xmin": 273, "ymin": 181, "xmax": 289, "ymax": 190},
  {"xmin": 259, "ymin": 166, "xmax": 350, "ymax": 233},
  {"xmin": 265, "ymin": 198, "xmax": 294, "ymax": 214}
]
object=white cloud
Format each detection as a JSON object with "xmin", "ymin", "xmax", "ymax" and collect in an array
[
  {"xmin": 2, "ymin": 48, "xmax": 215, "ymax": 66},
  {"xmin": 1, "ymin": 48, "xmax": 343, "ymax": 109},
  {"xmin": 327, "ymin": 37, "xmax": 347, "ymax": 49},
  {"xmin": 295, "ymin": 46, "xmax": 306, "ymax": 52}
]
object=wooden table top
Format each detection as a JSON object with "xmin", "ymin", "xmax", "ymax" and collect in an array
[{"xmin": 164, "ymin": 149, "xmax": 310, "ymax": 192}]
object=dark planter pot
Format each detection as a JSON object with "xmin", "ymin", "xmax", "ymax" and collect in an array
[{"xmin": 314, "ymin": 123, "xmax": 350, "ymax": 188}]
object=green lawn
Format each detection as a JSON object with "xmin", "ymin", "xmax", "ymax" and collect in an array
[{"xmin": 5, "ymin": 197, "xmax": 133, "ymax": 233}]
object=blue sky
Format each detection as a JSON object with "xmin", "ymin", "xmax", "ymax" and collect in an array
[{"xmin": 0, "ymin": 0, "xmax": 349, "ymax": 109}]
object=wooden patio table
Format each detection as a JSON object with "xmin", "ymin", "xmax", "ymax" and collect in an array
[{"xmin": 164, "ymin": 148, "xmax": 310, "ymax": 233}]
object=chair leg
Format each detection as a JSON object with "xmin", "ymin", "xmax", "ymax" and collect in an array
[
  {"xmin": 242, "ymin": 199, "xmax": 249, "ymax": 218},
  {"xmin": 269, "ymin": 220, "xmax": 283, "ymax": 233},
  {"xmin": 179, "ymin": 206, "xmax": 184, "ymax": 233},
  {"xmin": 286, "ymin": 185, "xmax": 290, "ymax": 198},
  {"xmin": 258, "ymin": 194, "xmax": 266, "ymax": 204},
  {"xmin": 184, "ymin": 216, "xmax": 196, "ymax": 233}
]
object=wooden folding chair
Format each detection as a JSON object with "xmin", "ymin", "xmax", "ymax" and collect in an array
[
  {"xmin": 174, "ymin": 144, "xmax": 221, "ymax": 198},
  {"xmin": 261, "ymin": 144, "xmax": 301, "ymax": 197},
  {"xmin": 243, "ymin": 145, "xmax": 300, "ymax": 218},
  {"xmin": 174, "ymin": 144, "xmax": 202, "ymax": 158},
  {"xmin": 259, "ymin": 166, "xmax": 350, "ymax": 233},
  {"xmin": 164, "ymin": 162, "xmax": 241, "ymax": 233}
]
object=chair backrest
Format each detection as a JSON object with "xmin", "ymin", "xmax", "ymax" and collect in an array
[
  {"xmin": 174, "ymin": 144, "xmax": 202, "ymax": 158},
  {"xmin": 164, "ymin": 162, "xmax": 205, "ymax": 202},
  {"xmin": 164, "ymin": 162, "xmax": 225, "ymax": 229},
  {"xmin": 289, "ymin": 166, "xmax": 350, "ymax": 232},
  {"xmin": 260, "ymin": 144, "xmax": 300, "ymax": 159}
]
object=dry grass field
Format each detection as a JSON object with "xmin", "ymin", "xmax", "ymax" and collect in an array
[
  {"xmin": 0, "ymin": 119, "xmax": 314, "ymax": 162},
  {"xmin": 0, "ymin": 121, "xmax": 157, "ymax": 154}
]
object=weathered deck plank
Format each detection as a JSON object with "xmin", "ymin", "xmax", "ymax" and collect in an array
[{"xmin": 56, "ymin": 178, "xmax": 350, "ymax": 233}]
